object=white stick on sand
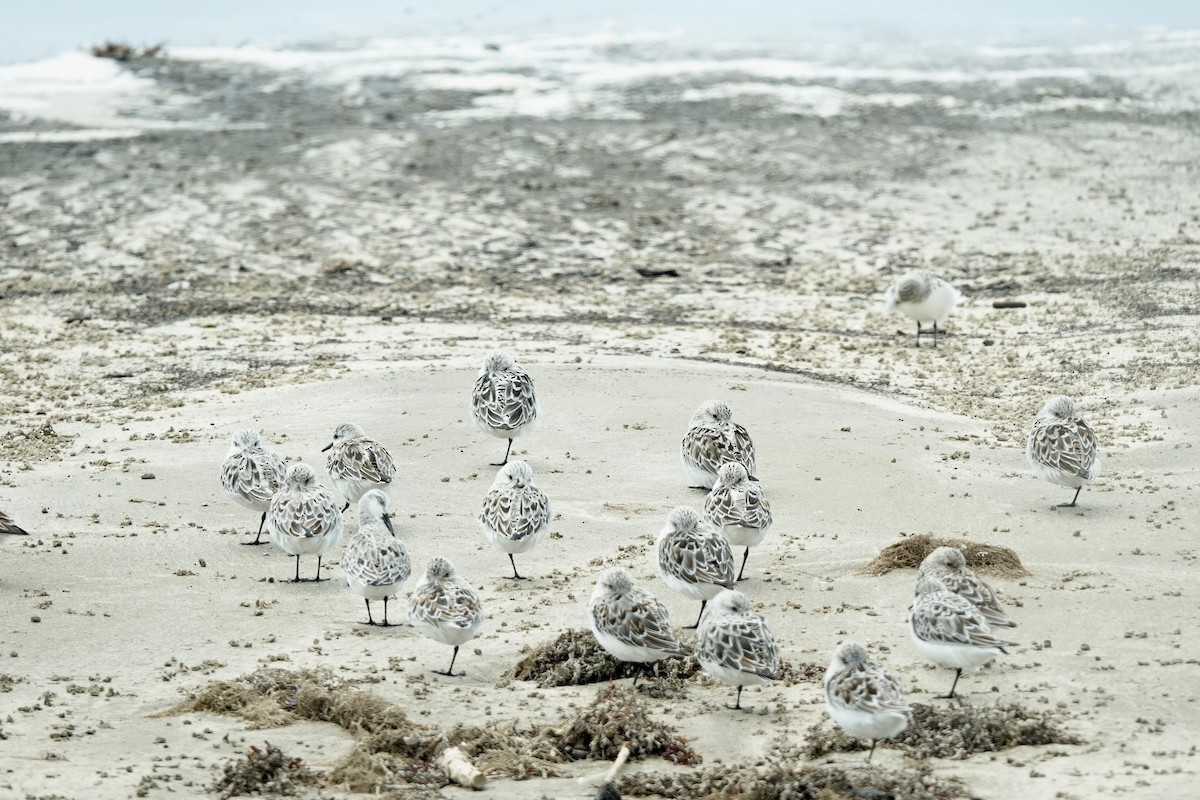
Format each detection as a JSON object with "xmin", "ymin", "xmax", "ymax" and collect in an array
[
  {"xmin": 438, "ymin": 746, "xmax": 486, "ymax": 790},
  {"xmin": 576, "ymin": 745, "xmax": 631, "ymax": 787}
]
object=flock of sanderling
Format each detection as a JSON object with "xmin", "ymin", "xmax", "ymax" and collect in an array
[{"xmin": 2, "ymin": 269, "xmax": 1106, "ymax": 762}]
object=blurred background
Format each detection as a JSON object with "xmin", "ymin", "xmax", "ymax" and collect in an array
[{"xmin": 3, "ymin": 0, "xmax": 1195, "ymax": 64}]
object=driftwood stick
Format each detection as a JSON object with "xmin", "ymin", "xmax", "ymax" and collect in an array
[
  {"xmin": 438, "ymin": 746, "xmax": 486, "ymax": 790},
  {"xmin": 576, "ymin": 745, "xmax": 632, "ymax": 787}
]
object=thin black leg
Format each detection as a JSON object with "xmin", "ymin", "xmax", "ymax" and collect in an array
[
  {"xmin": 1058, "ymin": 487, "xmax": 1082, "ymax": 508},
  {"xmin": 506, "ymin": 553, "xmax": 527, "ymax": 580},
  {"xmin": 866, "ymin": 739, "xmax": 878, "ymax": 763},
  {"xmin": 685, "ymin": 600, "xmax": 707, "ymax": 630},
  {"xmin": 915, "ymin": 321, "xmax": 923, "ymax": 346},
  {"xmin": 244, "ymin": 512, "xmax": 269, "ymax": 545},
  {"xmin": 362, "ymin": 598, "xmax": 376, "ymax": 625},
  {"xmin": 292, "ymin": 555, "xmax": 301, "ymax": 583},
  {"xmin": 435, "ymin": 645, "xmax": 462, "ymax": 677},
  {"xmin": 313, "ymin": 555, "xmax": 324, "ymax": 582},
  {"xmin": 735, "ymin": 547, "xmax": 751, "ymax": 582},
  {"xmin": 341, "ymin": 501, "xmax": 350, "ymax": 513},
  {"xmin": 936, "ymin": 668, "xmax": 963, "ymax": 699},
  {"xmin": 932, "ymin": 321, "xmax": 939, "ymax": 347},
  {"xmin": 382, "ymin": 596, "xmax": 391, "ymax": 627},
  {"xmin": 728, "ymin": 685, "xmax": 744, "ymax": 710},
  {"xmin": 491, "ymin": 438, "xmax": 514, "ymax": 467},
  {"xmin": 632, "ymin": 663, "xmax": 644, "ymax": 688}
]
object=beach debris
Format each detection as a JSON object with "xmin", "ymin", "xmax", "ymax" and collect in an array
[
  {"xmin": 804, "ymin": 702, "xmax": 1082, "ymax": 760},
  {"xmin": 862, "ymin": 533, "xmax": 1028, "ymax": 578},
  {"xmin": 210, "ymin": 742, "xmax": 316, "ymax": 799}
]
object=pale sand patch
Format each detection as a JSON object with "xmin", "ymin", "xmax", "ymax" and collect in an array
[{"xmin": 0, "ymin": 358, "xmax": 1194, "ymax": 798}]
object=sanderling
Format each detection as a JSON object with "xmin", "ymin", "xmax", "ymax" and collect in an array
[
  {"xmin": 1, "ymin": 509, "xmax": 29, "ymax": 538},
  {"xmin": 680, "ymin": 400, "xmax": 756, "ymax": 490},
  {"xmin": 341, "ymin": 490, "xmax": 410, "ymax": 626},
  {"xmin": 917, "ymin": 546, "xmax": 1015, "ymax": 629},
  {"xmin": 657, "ymin": 506, "xmax": 736, "ymax": 629},
  {"xmin": 267, "ymin": 463, "xmax": 344, "ymax": 583},
  {"xmin": 909, "ymin": 573, "xmax": 1016, "ymax": 698},
  {"xmin": 588, "ymin": 567, "xmax": 689, "ymax": 685},
  {"xmin": 220, "ymin": 429, "xmax": 287, "ymax": 545},
  {"xmin": 695, "ymin": 589, "xmax": 780, "ymax": 710},
  {"xmin": 824, "ymin": 640, "xmax": 911, "ymax": 763},
  {"xmin": 471, "ymin": 351, "xmax": 539, "ymax": 466},
  {"xmin": 408, "ymin": 557, "xmax": 485, "ymax": 676},
  {"xmin": 704, "ymin": 461, "xmax": 772, "ymax": 582},
  {"xmin": 882, "ymin": 269, "xmax": 963, "ymax": 347},
  {"xmin": 478, "ymin": 459, "xmax": 551, "ymax": 580},
  {"xmin": 322, "ymin": 423, "xmax": 397, "ymax": 513},
  {"xmin": 1026, "ymin": 395, "xmax": 1102, "ymax": 508}
]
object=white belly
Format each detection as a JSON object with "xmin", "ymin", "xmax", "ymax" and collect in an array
[
  {"xmin": 700, "ymin": 660, "xmax": 771, "ymax": 689},
  {"xmin": 659, "ymin": 569, "xmax": 727, "ymax": 602},
  {"xmin": 909, "ymin": 626, "xmax": 1001, "ymax": 670},
  {"xmin": 826, "ymin": 703, "xmax": 909, "ymax": 741}
]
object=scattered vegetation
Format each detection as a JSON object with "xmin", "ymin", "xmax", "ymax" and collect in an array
[
  {"xmin": 620, "ymin": 744, "xmax": 970, "ymax": 799},
  {"xmin": 804, "ymin": 701, "xmax": 1082, "ymax": 760},
  {"xmin": 90, "ymin": 41, "xmax": 165, "ymax": 61},
  {"xmin": 862, "ymin": 533, "xmax": 1029, "ymax": 578},
  {"xmin": 509, "ymin": 627, "xmax": 698, "ymax": 688},
  {"xmin": 558, "ymin": 683, "xmax": 702, "ymax": 764},
  {"xmin": 0, "ymin": 421, "xmax": 75, "ymax": 463},
  {"xmin": 167, "ymin": 668, "xmax": 700, "ymax": 795},
  {"xmin": 211, "ymin": 742, "xmax": 317, "ymax": 799}
]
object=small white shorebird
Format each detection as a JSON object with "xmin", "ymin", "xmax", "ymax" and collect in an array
[
  {"xmin": 882, "ymin": 269, "xmax": 963, "ymax": 347},
  {"xmin": 909, "ymin": 573, "xmax": 1017, "ymax": 699},
  {"xmin": 656, "ymin": 506, "xmax": 736, "ymax": 629},
  {"xmin": 704, "ymin": 461, "xmax": 772, "ymax": 582},
  {"xmin": 824, "ymin": 641, "xmax": 911, "ymax": 763},
  {"xmin": 680, "ymin": 399, "xmax": 756, "ymax": 490},
  {"xmin": 322, "ymin": 423, "xmax": 397, "ymax": 513},
  {"xmin": 341, "ymin": 490, "xmax": 410, "ymax": 626},
  {"xmin": 588, "ymin": 567, "xmax": 689, "ymax": 686},
  {"xmin": 471, "ymin": 351, "xmax": 539, "ymax": 466},
  {"xmin": 917, "ymin": 546, "xmax": 1015, "ymax": 630},
  {"xmin": 478, "ymin": 460, "xmax": 551, "ymax": 580},
  {"xmin": 696, "ymin": 589, "xmax": 780, "ymax": 710},
  {"xmin": 408, "ymin": 557, "xmax": 485, "ymax": 677},
  {"xmin": 1026, "ymin": 395, "xmax": 1102, "ymax": 508},
  {"xmin": 220, "ymin": 429, "xmax": 287, "ymax": 545},
  {"xmin": 267, "ymin": 463, "xmax": 344, "ymax": 583}
]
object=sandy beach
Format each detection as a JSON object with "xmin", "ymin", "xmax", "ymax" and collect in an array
[{"xmin": 1, "ymin": 31, "xmax": 1199, "ymax": 799}]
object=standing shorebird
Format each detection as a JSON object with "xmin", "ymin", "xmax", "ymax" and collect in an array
[
  {"xmin": 322, "ymin": 423, "xmax": 397, "ymax": 513},
  {"xmin": 917, "ymin": 546, "xmax": 1015, "ymax": 629},
  {"xmin": 1026, "ymin": 395, "xmax": 1101, "ymax": 508},
  {"xmin": 471, "ymin": 352, "xmax": 539, "ymax": 467},
  {"xmin": 909, "ymin": 573, "xmax": 1016, "ymax": 699},
  {"xmin": 588, "ymin": 567, "xmax": 689, "ymax": 686},
  {"xmin": 341, "ymin": 490, "xmax": 410, "ymax": 626},
  {"xmin": 656, "ymin": 506, "xmax": 736, "ymax": 629},
  {"xmin": 883, "ymin": 269, "xmax": 963, "ymax": 347},
  {"xmin": 680, "ymin": 400, "xmax": 756, "ymax": 490},
  {"xmin": 219, "ymin": 429, "xmax": 287, "ymax": 545},
  {"xmin": 478, "ymin": 460, "xmax": 551, "ymax": 580},
  {"xmin": 267, "ymin": 463, "xmax": 344, "ymax": 583},
  {"xmin": 824, "ymin": 641, "xmax": 911, "ymax": 763},
  {"xmin": 704, "ymin": 461, "xmax": 772, "ymax": 582},
  {"xmin": 408, "ymin": 557, "xmax": 485, "ymax": 677},
  {"xmin": 695, "ymin": 589, "xmax": 780, "ymax": 710}
]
